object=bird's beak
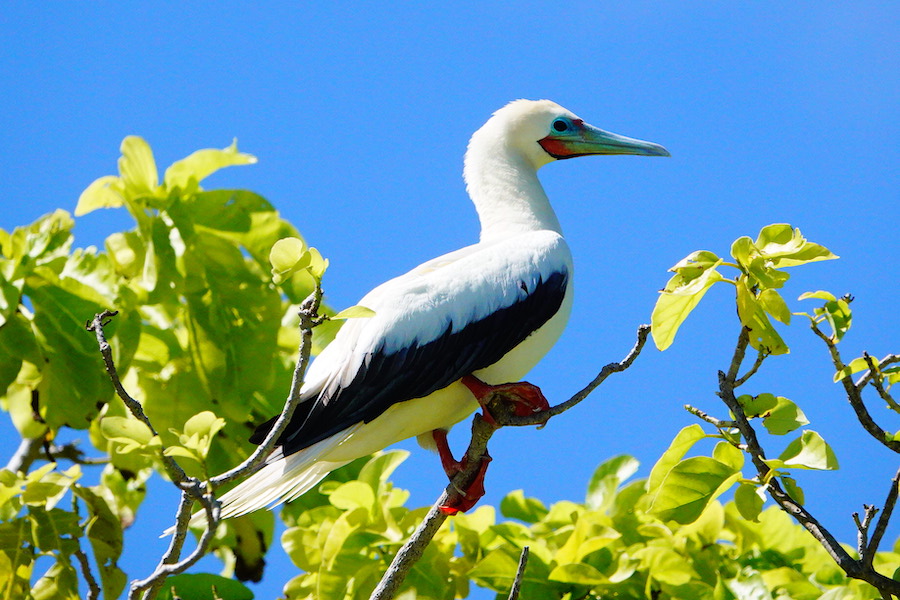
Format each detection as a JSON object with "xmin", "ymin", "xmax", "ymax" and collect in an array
[{"xmin": 539, "ymin": 120, "xmax": 670, "ymax": 159}]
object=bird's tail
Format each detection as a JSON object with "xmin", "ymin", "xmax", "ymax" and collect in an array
[{"xmin": 167, "ymin": 429, "xmax": 356, "ymax": 535}]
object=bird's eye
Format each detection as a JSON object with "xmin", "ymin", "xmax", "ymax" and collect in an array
[{"xmin": 552, "ymin": 118, "xmax": 570, "ymax": 133}]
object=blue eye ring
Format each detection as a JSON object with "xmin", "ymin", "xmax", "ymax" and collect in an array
[{"xmin": 552, "ymin": 118, "xmax": 571, "ymax": 133}]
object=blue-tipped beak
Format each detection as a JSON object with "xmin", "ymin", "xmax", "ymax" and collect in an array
[{"xmin": 539, "ymin": 120, "xmax": 670, "ymax": 159}]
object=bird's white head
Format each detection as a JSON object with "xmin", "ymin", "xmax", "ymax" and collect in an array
[
  {"xmin": 464, "ymin": 99, "xmax": 669, "ymax": 241},
  {"xmin": 469, "ymin": 99, "xmax": 670, "ymax": 172}
]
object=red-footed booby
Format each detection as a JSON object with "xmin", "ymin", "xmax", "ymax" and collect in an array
[{"xmin": 219, "ymin": 99, "xmax": 669, "ymax": 519}]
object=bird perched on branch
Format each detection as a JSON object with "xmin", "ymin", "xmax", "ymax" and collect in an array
[{"xmin": 220, "ymin": 99, "xmax": 668, "ymax": 518}]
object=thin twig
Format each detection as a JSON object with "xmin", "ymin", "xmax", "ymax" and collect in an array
[
  {"xmin": 811, "ymin": 321, "xmax": 900, "ymax": 454},
  {"xmin": 87, "ymin": 310, "xmax": 192, "ymax": 486},
  {"xmin": 508, "ymin": 546, "xmax": 530, "ymax": 600},
  {"xmin": 735, "ymin": 347, "xmax": 768, "ymax": 387},
  {"xmin": 864, "ymin": 466, "xmax": 900, "ymax": 569},
  {"xmin": 853, "ymin": 505, "xmax": 878, "ymax": 560},
  {"xmin": 684, "ymin": 404, "xmax": 736, "ymax": 429},
  {"xmin": 74, "ymin": 547, "xmax": 101, "ymax": 600},
  {"xmin": 4, "ymin": 436, "xmax": 43, "ymax": 473},
  {"xmin": 129, "ymin": 495, "xmax": 221, "ymax": 600},
  {"xmin": 863, "ymin": 354, "xmax": 900, "ymax": 413},
  {"xmin": 499, "ymin": 324, "xmax": 651, "ymax": 427}
]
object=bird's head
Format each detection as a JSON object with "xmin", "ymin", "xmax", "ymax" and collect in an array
[{"xmin": 476, "ymin": 99, "xmax": 670, "ymax": 170}]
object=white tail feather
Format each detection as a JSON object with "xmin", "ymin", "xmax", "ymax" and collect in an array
[{"xmin": 165, "ymin": 428, "xmax": 357, "ymax": 535}]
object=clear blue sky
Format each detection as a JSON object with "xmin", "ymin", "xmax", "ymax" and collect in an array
[{"xmin": 2, "ymin": 4, "xmax": 898, "ymax": 598}]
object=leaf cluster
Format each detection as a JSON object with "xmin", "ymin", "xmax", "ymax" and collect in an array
[
  {"xmin": 652, "ymin": 223, "xmax": 837, "ymax": 353},
  {"xmin": 0, "ymin": 136, "xmax": 333, "ymax": 597},
  {"xmin": 274, "ymin": 450, "xmax": 890, "ymax": 600}
]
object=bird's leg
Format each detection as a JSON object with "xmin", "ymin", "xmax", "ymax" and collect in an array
[
  {"xmin": 431, "ymin": 428, "xmax": 492, "ymax": 515},
  {"xmin": 460, "ymin": 374, "xmax": 550, "ymax": 424}
]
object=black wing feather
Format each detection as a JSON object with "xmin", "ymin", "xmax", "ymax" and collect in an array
[{"xmin": 251, "ymin": 270, "xmax": 568, "ymax": 454}]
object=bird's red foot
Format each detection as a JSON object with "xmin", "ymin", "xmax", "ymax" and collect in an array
[
  {"xmin": 432, "ymin": 428, "xmax": 491, "ymax": 515},
  {"xmin": 461, "ymin": 375, "xmax": 550, "ymax": 424}
]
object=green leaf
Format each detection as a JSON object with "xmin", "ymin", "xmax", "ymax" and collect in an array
[
  {"xmin": 755, "ymin": 224, "xmax": 838, "ymax": 267},
  {"xmin": 798, "ymin": 290, "xmax": 836, "ymax": 302},
  {"xmin": 548, "ymin": 562, "xmax": 609, "ymax": 585},
  {"xmin": 765, "ymin": 431, "xmax": 839, "ymax": 471},
  {"xmin": 118, "ymin": 136, "xmax": 159, "ymax": 197},
  {"xmin": 649, "ymin": 456, "xmax": 740, "ymax": 524},
  {"xmin": 585, "ymin": 455, "xmax": 640, "ymax": 512},
  {"xmin": 736, "ymin": 278, "xmax": 788, "ymax": 355},
  {"xmin": 762, "ymin": 397, "xmax": 809, "ymax": 435},
  {"xmin": 648, "ymin": 424, "xmax": 707, "ymax": 497},
  {"xmin": 269, "ymin": 237, "xmax": 310, "ymax": 284},
  {"xmin": 821, "ymin": 298, "xmax": 853, "ymax": 342},
  {"xmin": 652, "ymin": 264, "xmax": 724, "ymax": 350},
  {"xmin": 758, "ymin": 288, "xmax": 791, "ymax": 325},
  {"xmin": 75, "ymin": 175, "xmax": 125, "ymax": 216},
  {"xmin": 738, "ymin": 393, "xmax": 778, "ymax": 418},
  {"xmin": 730, "ymin": 236, "xmax": 754, "ymax": 270},
  {"xmin": 781, "ymin": 476, "xmax": 805, "ymax": 504},
  {"xmin": 328, "ymin": 481, "xmax": 375, "ymax": 512},
  {"xmin": 306, "ymin": 247, "xmax": 328, "ymax": 280},
  {"xmin": 833, "ymin": 356, "xmax": 875, "ymax": 383},
  {"xmin": 158, "ymin": 573, "xmax": 254, "ymax": 600},
  {"xmin": 499, "ymin": 489, "xmax": 548, "ymax": 523},
  {"xmin": 332, "ymin": 305, "xmax": 375, "ymax": 320},
  {"xmin": 163, "ymin": 139, "xmax": 257, "ymax": 190},
  {"xmin": 734, "ymin": 483, "xmax": 765, "ymax": 522},
  {"xmin": 100, "ymin": 416, "xmax": 155, "ymax": 446},
  {"xmin": 739, "ymin": 394, "xmax": 808, "ymax": 435}
]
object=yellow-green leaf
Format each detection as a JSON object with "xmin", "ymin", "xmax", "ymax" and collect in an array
[
  {"xmin": 759, "ymin": 288, "xmax": 791, "ymax": 325},
  {"xmin": 74, "ymin": 175, "xmax": 125, "ymax": 216},
  {"xmin": 118, "ymin": 136, "xmax": 159, "ymax": 196},
  {"xmin": 651, "ymin": 266, "xmax": 724, "ymax": 350},
  {"xmin": 332, "ymin": 305, "xmax": 375, "ymax": 320},
  {"xmin": 648, "ymin": 424, "xmax": 707, "ymax": 497},
  {"xmin": 163, "ymin": 139, "xmax": 257, "ymax": 190},
  {"xmin": 764, "ymin": 430, "xmax": 839, "ymax": 471},
  {"xmin": 649, "ymin": 456, "xmax": 740, "ymax": 524}
]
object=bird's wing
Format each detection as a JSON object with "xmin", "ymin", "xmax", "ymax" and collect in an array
[{"xmin": 253, "ymin": 230, "xmax": 571, "ymax": 455}]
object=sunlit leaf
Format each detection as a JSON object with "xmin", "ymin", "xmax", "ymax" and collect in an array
[
  {"xmin": 499, "ymin": 489, "xmax": 548, "ymax": 523},
  {"xmin": 163, "ymin": 139, "xmax": 257, "ymax": 190},
  {"xmin": 75, "ymin": 175, "xmax": 125, "ymax": 216},
  {"xmin": 332, "ymin": 305, "xmax": 375, "ymax": 320},
  {"xmin": 649, "ymin": 457, "xmax": 740, "ymax": 524},
  {"xmin": 764, "ymin": 431, "xmax": 839, "ymax": 471},
  {"xmin": 758, "ymin": 288, "xmax": 791, "ymax": 325},
  {"xmin": 648, "ymin": 424, "xmax": 706, "ymax": 497},
  {"xmin": 118, "ymin": 136, "xmax": 159, "ymax": 197},
  {"xmin": 798, "ymin": 290, "xmax": 836, "ymax": 302},
  {"xmin": 651, "ymin": 265, "xmax": 724, "ymax": 350},
  {"xmin": 158, "ymin": 573, "xmax": 253, "ymax": 600},
  {"xmin": 585, "ymin": 454, "xmax": 639, "ymax": 512},
  {"xmin": 755, "ymin": 224, "xmax": 838, "ymax": 267},
  {"xmin": 734, "ymin": 483, "xmax": 765, "ymax": 522}
]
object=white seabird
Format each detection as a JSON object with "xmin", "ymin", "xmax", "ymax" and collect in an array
[{"xmin": 219, "ymin": 99, "xmax": 669, "ymax": 518}]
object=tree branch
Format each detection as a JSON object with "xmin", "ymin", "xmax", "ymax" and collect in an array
[
  {"xmin": 810, "ymin": 321, "xmax": 900, "ymax": 454},
  {"xmin": 87, "ymin": 310, "xmax": 192, "ymax": 487},
  {"xmin": 498, "ymin": 324, "xmax": 651, "ymax": 427},
  {"xmin": 370, "ymin": 323, "xmax": 651, "ymax": 599},
  {"xmin": 719, "ymin": 326, "xmax": 900, "ymax": 596},
  {"xmin": 508, "ymin": 546, "xmax": 530, "ymax": 600},
  {"xmin": 4, "ymin": 436, "xmax": 43, "ymax": 473},
  {"xmin": 74, "ymin": 546, "xmax": 101, "ymax": 600}
]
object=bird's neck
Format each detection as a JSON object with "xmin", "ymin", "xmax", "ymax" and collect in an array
[{"xmin": 464, "ymin": 142, "xmax": 563, "ymax": 244}]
